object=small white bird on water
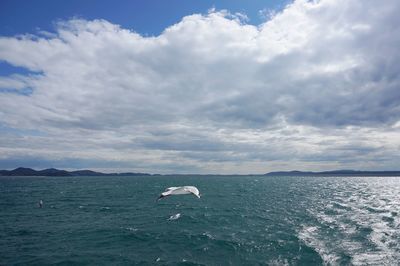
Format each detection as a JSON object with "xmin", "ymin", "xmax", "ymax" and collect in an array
[{"xmin": 158, "ymin": 186, "xmax": 200, "ymax": 200}]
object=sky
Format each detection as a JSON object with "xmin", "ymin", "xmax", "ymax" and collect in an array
[{"xmin": 0, "ymin": 0, "xmax": 399, "ymax": 174}]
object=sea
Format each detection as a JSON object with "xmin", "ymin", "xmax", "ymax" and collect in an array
[{"xmin": 1, "ymin": 175, "xmax": 399, "ymax": 265}]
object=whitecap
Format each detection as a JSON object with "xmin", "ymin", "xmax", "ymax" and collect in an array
[
  {"xmin": 202, "ymin": 232, "xmax": 214, "ymax": 239},
  {"xmin": 267, "ymin": 257, "xmax": 289, "ymax": 266}
]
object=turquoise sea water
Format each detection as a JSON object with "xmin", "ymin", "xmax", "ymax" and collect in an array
[{"xmin": 1, "ymin": 175, "xmax": 400, "ymax": 265}]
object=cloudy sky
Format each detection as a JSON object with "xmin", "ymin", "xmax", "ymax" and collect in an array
[{"xmin": 0, "ymin": 0, "xmax": 399, "ymax": 174}]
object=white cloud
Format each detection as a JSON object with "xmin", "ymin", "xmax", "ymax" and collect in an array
[{"xmin": 0, "ymin": 0, "xmax": 399, "ymax": 173}]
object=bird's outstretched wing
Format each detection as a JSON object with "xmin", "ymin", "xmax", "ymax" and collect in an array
[{"xmin": 184, "ymin": 186, "xmax": 201, "ymax": 198}]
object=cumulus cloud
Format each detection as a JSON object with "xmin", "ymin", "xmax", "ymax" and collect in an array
[{"xmin": 0, "ymin": 0, "xmax": 399, "ymax": 173}]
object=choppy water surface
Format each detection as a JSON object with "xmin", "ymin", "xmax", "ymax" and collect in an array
[{"xmin": 1, "ymin": 175, "xmax": 399, "ymax": 265}]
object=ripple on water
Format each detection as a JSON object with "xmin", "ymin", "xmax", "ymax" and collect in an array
[
  {"xmin": 298, "ymin": 225, "xmax": 342, "ymax": 265},
  {"xmin": 2, "ymin": 175, "xmax": 400, "ymax": 265},
  {"xmin": 302, "ymin": 177, "xmax": 400, "ymax": 265}
]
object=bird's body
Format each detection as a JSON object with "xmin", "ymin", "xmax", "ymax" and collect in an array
[
  {"xmin": 158, "ymin": 186, "xmax": 200, "ymax": 200},
  {"xmin": 168, "ymin": 213, "xmax": 181, "ymax": 220}
]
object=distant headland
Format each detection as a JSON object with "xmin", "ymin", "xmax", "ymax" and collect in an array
[{"xmin": 0, "ymin": 167, "xmax": 400, "ymax": 177}]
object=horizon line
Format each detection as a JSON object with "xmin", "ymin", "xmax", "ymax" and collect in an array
[{"xmin": 1, "ymin": 167, "xmax": 400, "ymax": 176}]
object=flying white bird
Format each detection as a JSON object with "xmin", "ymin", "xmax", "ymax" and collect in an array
[
  {"xmin": 157, "ymin": 186, "xmax": 200, "ymax": 200},
  {"xmin": 168, "ymin": 213, "xmax": 181, "ymax": 220}
]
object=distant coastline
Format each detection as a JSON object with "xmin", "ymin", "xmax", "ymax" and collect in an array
[
  {"xmin": 0, "ymin": 167, "xmax": 400, "ymax": 177},
  {"xmin": 264, "ymin": 170, "xmax": 400, "ymax": 177},
  {"xmin": 0, "ymin": 167, "xmax": 151, "ymax": 177}
]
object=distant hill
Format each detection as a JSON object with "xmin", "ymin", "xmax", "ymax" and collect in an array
[
  {"xmin": 0, "ymin": 167, "xmax": 151, "ymax": 177},
  {"xmin": 264, "ymin": 170, "xmax": 400, "ymax": 176},
  {"xmin": 1, "ymin": 167, "xmax": 399, "ymax": 177}
]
